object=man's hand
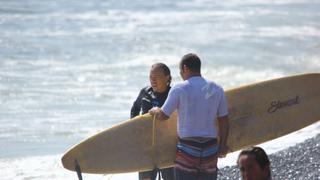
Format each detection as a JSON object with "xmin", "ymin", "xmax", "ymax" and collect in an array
[
  {"xmin": 149, "ymin": 107, "xmax": 161, "ymax": 115},
  {"xmin": 149, "ymin": 107, "xmax": 169, "ymax": 121}
]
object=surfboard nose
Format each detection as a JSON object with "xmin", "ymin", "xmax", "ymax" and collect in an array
[{"xmin": 61, "ymin": 147, "xmax": 81, "ymax": 172}]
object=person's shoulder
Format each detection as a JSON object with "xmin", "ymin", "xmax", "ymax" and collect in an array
[
  {"xmin": 205, "ymin": 79, "xmax": 225, "ymax": 92},
  {"xmin": 139, "ymin": 86, "xmax": 152, "ymax": 94},
  {"xmin": 171, "ymin": 81, "xmax": 188, "ymax": 90},
  {"xmin": 167, "ymin": 82, "xmax": 186, "ymax": 95}
]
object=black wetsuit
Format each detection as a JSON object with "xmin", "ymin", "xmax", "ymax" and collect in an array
[{"xmin": 131, "ymin": 86, "xmax": 174, "ymax": 180}]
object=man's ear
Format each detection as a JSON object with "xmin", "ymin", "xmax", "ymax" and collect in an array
[{"xmin": 182, "ymin": 64, "xmax": 188, "ymax": 72}]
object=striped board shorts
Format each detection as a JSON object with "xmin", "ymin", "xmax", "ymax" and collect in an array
[{"xmin": 175, "ymin": 138, "xmax": 219, "ymax": 174}]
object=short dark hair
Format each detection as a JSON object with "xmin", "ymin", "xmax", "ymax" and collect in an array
[
  {"xmin": 237, "ymin": 147, "xmax": 271, "ymax": 178},
  {"xmin": 151, "ymin": 63, "xmax": 171, "ymax": 76},
  {"xmin": 180, "ymin": 53, "xmax": 201, "ymax": 73}
]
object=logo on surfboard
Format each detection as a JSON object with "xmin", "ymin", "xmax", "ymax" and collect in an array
[{"xmin": 268, "ymin": 95, "xmax": 300, "ymax": 113}]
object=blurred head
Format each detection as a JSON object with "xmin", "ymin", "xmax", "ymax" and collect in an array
[
  {"xmin": 237, "ymin": 147, "xmax": 271, "ymax": 180},
  {"xmin": 149, "ymin": 63, "xmax": 171, "ymax": 93},
  {"xmin": 179, "ymin": 53, "xmax": 201, "ymax": 80}
]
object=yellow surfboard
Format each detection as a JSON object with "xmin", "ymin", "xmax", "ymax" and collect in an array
[{"xmin": 61, "ymin": 73, "xmax": 320, "ymax": 174}]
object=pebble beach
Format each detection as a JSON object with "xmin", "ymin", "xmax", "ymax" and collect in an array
[{"xmin": 219, "ymin": 134, "xmax": 320, "ymax": 180}]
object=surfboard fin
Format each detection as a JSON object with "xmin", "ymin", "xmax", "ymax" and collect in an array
[{"xmin": 75, "ymin": 159, "xmax": 83, "ymax": 180}]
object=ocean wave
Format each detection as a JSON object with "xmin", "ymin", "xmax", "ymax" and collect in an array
[{"xmin": 203, "ymin": 66, "xmax": 284, "ymax": 88}]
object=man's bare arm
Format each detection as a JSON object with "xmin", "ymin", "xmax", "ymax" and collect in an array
[{"xmin": 217, "ymin": 115, "xmax": 229, "ymax": 157}]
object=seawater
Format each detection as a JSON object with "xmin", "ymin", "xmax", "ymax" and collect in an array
[{"xmin": 0, "ymin": 0, "xmax": 319, "ymax": 179}]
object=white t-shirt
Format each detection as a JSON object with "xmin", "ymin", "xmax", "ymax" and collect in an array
[{"xmin": 162, "ymin": 76, "xmax": 228, "ymax": 138}]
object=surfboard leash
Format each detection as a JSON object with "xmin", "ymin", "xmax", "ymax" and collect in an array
[
  {"xmin": 74, "ymin": 159, "xmax": 83, "ymax": 180},
  {"xmin": 152, "ymin": 114, "xmax": 161, "ymax": 178},
  {"xmin": 152, "ymin": 115, "xmax": 156, "ymax": 146}
]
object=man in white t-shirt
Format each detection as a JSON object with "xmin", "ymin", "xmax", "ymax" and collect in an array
[{"xmin": 150, "ymin": 53, "xmax": 229, "ymax": 180}]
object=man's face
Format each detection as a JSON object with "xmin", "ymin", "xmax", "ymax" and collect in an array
[
  {"xmin": 149, "ymin": 67, "xmax": 169, "ymax": 93},
  {"xmin": 238, "ymin": 155, "xmax": 268, "ymax": 180}
]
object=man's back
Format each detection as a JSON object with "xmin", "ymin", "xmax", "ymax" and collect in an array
[{"xmin": 162, "ymin": 76, "xmax": 228, "ymax": 138}]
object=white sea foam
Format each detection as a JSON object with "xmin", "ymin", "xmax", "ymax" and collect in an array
[
  {"xmin": 1, "ymin": 0, "xmax": 320, "ymax": 179},
  {"xmin": 0, "ymin": 155, "xmax": 137, "ymax": 180},
  {"xmin": 203, "ymin": 66, "xmax": 284, "ymax": 88},
  {"xmin": 215, "ymin": 0, "xmax": 320, "ymax": 6},
  {"xmin": 256, "ymin": 26, "xmax": 320, "ymax": 38}
]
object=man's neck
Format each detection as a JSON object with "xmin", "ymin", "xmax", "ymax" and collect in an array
[{"xmin": 186, "ymin": 73, "xmax": 201, "ymax": 80}]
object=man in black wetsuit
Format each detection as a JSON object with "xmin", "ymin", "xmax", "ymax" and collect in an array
[{"xmin": 131, "ymin": 63, "xmax": 174, "ymax": 180}]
